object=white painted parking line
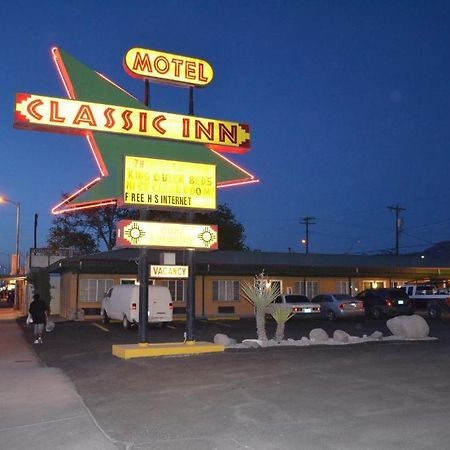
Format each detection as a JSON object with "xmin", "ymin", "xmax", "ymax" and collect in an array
[
  {"xmin": 92, "ymin": 323, "xmax": 109, "ymax": 332},
  {"xmin": 202, "ymin": 320, "xmax": 233, "ymax": 328}
]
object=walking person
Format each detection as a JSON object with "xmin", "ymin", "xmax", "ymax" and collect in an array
[{"xmin": 29, "ymin": 293, "xmax": 48, "ymax": 344}]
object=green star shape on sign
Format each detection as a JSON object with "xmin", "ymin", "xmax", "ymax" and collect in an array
[{"xmin": 47, "ymin": 48, "xmax": 257, "ymax": 213}]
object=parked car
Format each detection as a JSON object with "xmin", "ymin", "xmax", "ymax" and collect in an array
[
  {"xmin": 266, "ymin": 294, "xmax": 321, "ymax": 317},
  {"xmin": 312, "ymin": 294, "xmax": 364, "ymax": 321},
  {"xmin": 355, "ymin": 288, "xmax": 414, "ymax": 319}
]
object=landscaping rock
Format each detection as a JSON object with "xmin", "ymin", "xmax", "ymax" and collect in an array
[
  {"xmin": 333, "ymin": 329, "xmax": 350, "ymax": 343},
  {"xmin": 214, "ymin": 333, "xmax": 237, "ymax": 347},
  {"xmin": 241, "ymin": 339, "xmax": 262, "ymax": 348},
  {"xmin": 387, "ymin": 314, "xmax": 429, "ymax": 339},
  {"xmin": 309, "ymin": 328, "xmax": 329, "ymax": 342},
  {"xmin": 370, "ymin": 331, "xmax": 383, "ymax": 340}
]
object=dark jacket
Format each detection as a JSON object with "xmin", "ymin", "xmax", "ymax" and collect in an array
[{"xmin": 29, "ymin": 299, "xmax": 48, "ymax": 324}]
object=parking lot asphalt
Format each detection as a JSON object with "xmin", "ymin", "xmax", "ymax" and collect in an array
[{"xmin": 15, "ymin": 316, "xmax": 450, "ymax": 449}]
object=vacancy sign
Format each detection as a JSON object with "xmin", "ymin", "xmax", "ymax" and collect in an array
[
  {"xmin": 122, "ymin": 156, "xmax": 216, "ymax": 210},
  {"xmin": 150, "ymin": 265, "xmax": 189, "ymax": 278},
  {"xmin": 14, "ymin": 93, "xmax": 250, "ymax": 149},
  {"xmin": 116, "ymin": 220, "xmax": 218, "ymax": 250}
]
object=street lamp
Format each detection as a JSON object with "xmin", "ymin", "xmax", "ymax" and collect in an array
[
  {"xmin": 0, "ymin": 197, "xmax": 21, "ymax": 274},
  {"xmin": 300, "ymin": 239, "xmax": 308, "ymax": 254}
]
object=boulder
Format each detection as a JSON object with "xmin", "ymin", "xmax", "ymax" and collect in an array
[
  {"xmin": 370, "ymin": 330, "xmax": 383, "ymax": 340},
  {"xmin": 309, "ymin": 328, "xmax": 329, "ymax": 342},
  {"xmin": 387, "ymin": 314, "xmax": 429, "ymax": 339},
  {"xmin": 241, "ymin": 339, "xmax": 262, "ymax": 348},
  {"xmin": 214, "ymin": 333, "xmax": 237, "ymax": 347},
  {"xmin": 333, "ymin": 329, "xmax": 350, "ymax": 343}
]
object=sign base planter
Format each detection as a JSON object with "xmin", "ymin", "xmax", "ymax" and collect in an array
[{"xmin": 112, "ymin": 341, "xmax": 224, "ymax": 359}]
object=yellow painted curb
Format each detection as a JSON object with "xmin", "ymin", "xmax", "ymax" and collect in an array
[{"xmin": 112, "ymin": 341, "xmax": 225, "ymax": 360}]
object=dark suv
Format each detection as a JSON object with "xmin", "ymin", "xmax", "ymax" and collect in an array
[{"xmin": 355, "ymin": 288, "xmax": 414, "ymax": 319}]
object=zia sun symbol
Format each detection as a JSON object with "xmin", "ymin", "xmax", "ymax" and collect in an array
[
  {"xmin": 124, "ymin": 222, "xmax": 146, "ymax": 245},
  {"xmin": 198, "ymin": 226, "xmax": 217, "ymax": 248}
]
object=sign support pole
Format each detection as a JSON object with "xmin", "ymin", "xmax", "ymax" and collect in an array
[
  {"xmin": 186, "ymin": 86, "xmax": 196, "ymax": 341},
  {"xmin": 138, "ymin": 79, "xmax": 151, "ymax": 343}
]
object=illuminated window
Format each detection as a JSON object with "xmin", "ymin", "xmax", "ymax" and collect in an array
[
  {"xmin": 80, "ymin": 279, "xmax": 114, "ymax": 302},
  {"xmin": 269, "ymin": 280, "xmax": 282, "ymax": 295},
  {"xmin": 363, "ymin": 281, "xmax": 385, "ymax": 289},
  {"xmin": 213, "ymin": 280, "xmax": 240, "ymax": 301},
  {"xmin": 120, "ymin": 278, "xmax": 137, "ymax": 285}
]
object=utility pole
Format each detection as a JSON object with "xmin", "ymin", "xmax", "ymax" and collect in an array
[
  {"xmin": 387, "ymin": 205, "xmax": 406, "ymax": 255},
  {"xmin": 300, "ymin": 216, "xmax": 315, "ymax": 254}
]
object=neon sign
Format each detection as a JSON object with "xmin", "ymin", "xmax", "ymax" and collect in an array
[
  {"xmin": 13, "ymin": 47, "xmax": 258, "ymax": 213},
  {"xmin": 14, "ymin": 93, "xmax": 250, "ymax": 149},
  {"xmin": 116, "ymin": 220, "xmax": 218, "ymax": 250},
  {"xmin": 124, "ymin": 48, "xmax": 213, "ymax": 87}
]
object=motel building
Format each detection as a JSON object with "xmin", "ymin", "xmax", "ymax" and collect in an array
[{"xmin": 46, "ymin": 248, "xmax": 450, "ymax": 320}]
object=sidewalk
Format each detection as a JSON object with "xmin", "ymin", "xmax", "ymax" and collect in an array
[{"xmin": 0, "ymin": 320, "xmax": 119, "ymax": 450}]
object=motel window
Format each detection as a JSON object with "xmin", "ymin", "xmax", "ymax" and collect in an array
[
  {"xmin": 363, "ymin": 281, "xmax": 385, "ymax": 290},
  {"xmin": 120, "ymin": 278, "xmax": 137, "ymax": 285},
  {"xmin": 294, "ymin": 280, "xmax": 319, "ymax": 299},
  {"xmin": 161, "ymin": 280, "xmax": 185, "ymax": 302},
  {"xmin": 336, "ymin": 280, "xmax": 350, "ymax": 295},
  {"xmin": 79, "ymin": 279, "xmax": 114, "ymax": 303},
  {"xmin": 212, "ymin": 280, "xmax": 240, "ymax": 301},
  {"xmin": 269, "ymin": 280, "xmax": 282, "ymax": 296}
]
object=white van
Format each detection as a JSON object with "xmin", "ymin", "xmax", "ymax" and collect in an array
[{"xmin": 102, "ymin": 285, "xmax": 173, "ymax": 329}]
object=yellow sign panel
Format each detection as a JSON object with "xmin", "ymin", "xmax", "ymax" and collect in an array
[
  {"xmin": 123, "ymin": 156, "xmax": 216, "ymax": 210},
  {"xmin": 116, "ymin": 220, "xmax": 218, "ymax": 250},
  {"xmin": 150, "ymin": 265, "xmax": 189, "ymax": 278},
  {"xmin": 124, "ymin": 48, "xmax": 213, "ymax": 87},
  {"xmin": 14, "ymin": 93, "xmax": 250, "ymax": 149}
]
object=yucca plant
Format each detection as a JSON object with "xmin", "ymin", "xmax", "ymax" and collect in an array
[
  {"xmin": 271, "ymin": 305, "xmax": 294, "ymax": 343},
  {"xmin": 241, "ymin": 271, "xmax": 280, "ymax": 343}
]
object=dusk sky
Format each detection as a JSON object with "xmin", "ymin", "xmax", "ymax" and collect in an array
[{"xmin": 1, "ymin": 0, "xmax": 450, "ymax": 270}]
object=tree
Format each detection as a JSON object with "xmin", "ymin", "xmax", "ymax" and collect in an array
[
  {"xmin": 28, "ymin": 268, "xmax": 51, "ymax": 312},
  {"xmin": 271, "ymin": 306, "xmax": 294, "ymax": 343},
  {"xmin": 153, "ymin": 204, "xmax": 248, "ymax": 250},
  {"xmin": 47, "ymin": 204, "xmax": 137, "ymax": 255},
  {"xmin": 241, "ymin": 271, "xmax": 279, "ymax": 343},
  {"xmin": 196, "ymin": 203, "xmax": 247, "ymax": 250}
]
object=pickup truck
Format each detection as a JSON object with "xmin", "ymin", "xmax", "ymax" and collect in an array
[{"xmin": 401, "ymin": 284, "xmax": 450, "ymax": 318}]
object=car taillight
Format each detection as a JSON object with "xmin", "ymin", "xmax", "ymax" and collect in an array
[
  {"xmin": 131, "ymin": 303, "xmax": 137, "ymax": 310},
  {"xmin": 292, "ymin": 307, "xmax": 300, "ymax": 312},
  {"xmin": 339, "ymin": 303, "xmax": 345, "ymax": 310},
  {"xmin": 385, "ymin": 299, "xmax": 393, "ymax": 307},
  {"xmin": 169, "ymin": 302, "xmax": 173, "ymax": 310}
]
